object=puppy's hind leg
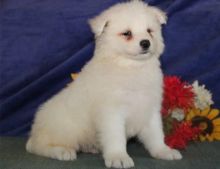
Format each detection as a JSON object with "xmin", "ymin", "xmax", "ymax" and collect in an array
[
  {"xmin": 26, "ymin": 137, "xmax": 77, "ymax": 161},
  {"xmin": 138, "ymin": 111, "xmax": 182, "ymax": 160}
]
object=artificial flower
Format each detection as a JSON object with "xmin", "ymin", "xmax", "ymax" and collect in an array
[
  {"xmin": 162, "ymin": 76, "xmax": 195, "ymax": 116},
  {"xmin": 165, "ymin": 122, "xmax": 200, "ymax": 149},
  {"xmin": 186, "ymin": 107, "xmax": 220, "ymax": 141},
  {"xmin": 71, "ymin": 73, "xmax": 78, "ymax": 80},
  {"xmin": 171, "ymin": 108, "xmax": 185, "ymax": 121},
  {"xmin": 192, "ymin": 81, "xmax": 214, "ymax": 110}
]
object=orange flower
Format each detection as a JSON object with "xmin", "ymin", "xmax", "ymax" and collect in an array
[{"xmin": 71, "ymin": 73, "xmax": 78, "ymax": 80}]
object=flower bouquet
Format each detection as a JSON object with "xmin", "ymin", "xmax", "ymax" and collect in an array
[{"xmin": 162, "ymin": 76, "xmax": 220, "ymax": 149}]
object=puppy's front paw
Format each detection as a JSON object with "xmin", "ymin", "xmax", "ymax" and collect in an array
[
  {"xmin": 50, "ymin": 146, "xmax": 77, "ymax": 161},
  {"xmin": 151, "ymin": 146, "xmax": 182, "ymax": 160},
  {"xmin": 104, "ymin": 153, "xmax": 134, "ymax": 168}
]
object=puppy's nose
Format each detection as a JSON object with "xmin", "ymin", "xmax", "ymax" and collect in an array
[{"xmin": 140, "ymin": 39, "xmax": 150, "ymax": 50}]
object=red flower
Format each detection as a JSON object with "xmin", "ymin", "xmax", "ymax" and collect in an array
[
  {"xmin": 162, "ymin": 76, "xmax": 195, "ymax": 116},
  {"xmin": 165, "ymin": 122, "xmax": 201, "ymax": 149}
]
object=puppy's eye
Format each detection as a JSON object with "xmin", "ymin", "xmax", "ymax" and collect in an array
[
  {"xmin": 147, "ymin": 28, "xmax": 153, "ymax": 34},
  {"xmin": 122, "ymin": 30, "xmax": 132, "ymax": 37}
]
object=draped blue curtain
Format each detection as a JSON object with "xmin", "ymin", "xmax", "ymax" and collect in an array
[{"xmin": 1, "ymin": 0, "xmax": 220, "ymax": 136}]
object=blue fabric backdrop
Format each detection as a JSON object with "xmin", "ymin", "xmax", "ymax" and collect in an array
[{"xmin": 0, "ymin": 0, "xmax": 220, "ymax": 136}]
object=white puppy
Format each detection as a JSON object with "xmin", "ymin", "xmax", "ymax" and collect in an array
[{"xmin": 26, "ymin": 1, "xmax": 182, "ymax": 168}]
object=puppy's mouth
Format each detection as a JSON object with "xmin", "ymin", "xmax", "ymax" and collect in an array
[
  {"xmin": 124, "ymin": 49, "xmax": 154, "ymax": 61},
  {"xmin": 127, "ymin": 51, "xmax": 152, "ymax": 61},
  {"xmin": 140, "ymin": 50, "xmax": 149, "ymax": 55}
]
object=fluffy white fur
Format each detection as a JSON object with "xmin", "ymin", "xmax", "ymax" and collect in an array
[{"xmin": 26, "ymin": 1, "xmax": 182, "ymax": 168}]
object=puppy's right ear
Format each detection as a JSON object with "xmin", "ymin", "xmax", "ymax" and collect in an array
[
  {"xmin": 150, "ymin": 7, "xmax": 167, "ymax": 25},
  {"xmin": 89, "ymin": 12, "xmax": 109, "ymax": 37}
]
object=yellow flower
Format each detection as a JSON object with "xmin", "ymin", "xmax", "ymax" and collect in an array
[{"xmin": 186, "ymin": 107, "xmax": 220, "ymax": 141}]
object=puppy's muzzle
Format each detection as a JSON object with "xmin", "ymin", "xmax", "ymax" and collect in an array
[{"xmin": 140, "ymin": 39, "xmax": 150, "ymax": 51}]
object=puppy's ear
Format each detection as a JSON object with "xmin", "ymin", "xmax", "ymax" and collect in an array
[
  {"xmin": 150, "ymin": 7, "xmax": 167, "ymax": 25},
  {"xmin": 89, "ymin": 12, "xmax": 109, "ymax": 37}
]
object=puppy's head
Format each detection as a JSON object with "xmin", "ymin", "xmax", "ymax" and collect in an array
[{"xmin": 89, "ymin": 1, "xmax": 167, "ymax": 61}]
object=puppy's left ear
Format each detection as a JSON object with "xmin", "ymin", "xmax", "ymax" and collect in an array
[
  {"xmin": 150, "ymin": 7, "xmax": 167, "ymax": 25},
  {"xmin": 89, "ymin": 12, "xmax": 109, "ymax": 37}
]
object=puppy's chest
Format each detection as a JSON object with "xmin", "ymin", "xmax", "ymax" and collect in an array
[
  {"xmin": 112, "ymin": 68, "xmax": 159, "ymax": 90},
  {"xmin": 118, "ymin": 71, "xmax": 162, "ymax": 137},
  {"xmin": 114, "ymin": 71, "xmax": 161, "ymax": 99},
  {"xmin": 118, "ymin": 80, "xmax": 160, "ymax": 137}
]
